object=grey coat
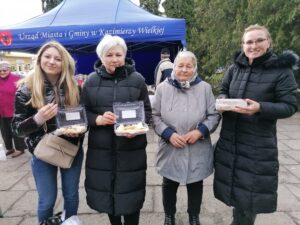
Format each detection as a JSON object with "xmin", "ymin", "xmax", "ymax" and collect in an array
[{"xmin": 152, "ymin": 77, "xmax": 220, "ymax": 184}]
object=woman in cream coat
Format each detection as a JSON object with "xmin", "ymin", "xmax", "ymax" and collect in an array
[{"xmin": 152, "ymin": 50, "xmax": 220, "ymax": 225}]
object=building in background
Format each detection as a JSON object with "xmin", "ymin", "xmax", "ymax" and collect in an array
[{"xmin": 0, "ymin": 51, "xmax": 35, "ymax": 76}]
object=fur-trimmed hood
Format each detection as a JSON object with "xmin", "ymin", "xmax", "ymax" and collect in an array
[{"xmin": 234, "ymin": 49, "xmax": 299, "ymax": 70}]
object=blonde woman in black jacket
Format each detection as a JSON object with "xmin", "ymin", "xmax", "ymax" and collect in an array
[{"xmin": 12, "ymin": 41, "xmax": 83, "ymax": 224}]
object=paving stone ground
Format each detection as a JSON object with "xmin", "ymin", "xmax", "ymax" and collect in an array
[{"xmin": 0, "ymin": 113, "xmax": 299, "ymax": 225}]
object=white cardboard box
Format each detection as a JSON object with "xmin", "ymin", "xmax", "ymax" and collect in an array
[{"xmin": 216, "ymin": 99, "xmax": 247, "ymax": 111}]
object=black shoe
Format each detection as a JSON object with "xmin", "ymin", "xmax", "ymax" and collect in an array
[
  {"xmin": 189, "ymin": 215, "xmax": 200, "ymax": 225},
  {"xmin": 39, "ymin": 211, "xmax": 63, "ymax": 225},
  {"xmin": 164, "ymin": 214, "xmax": 175, "ymax": 225},
  {"xmin": 5, "ymin": 149, "xmax": 14, "ymax": 156},
  {"xmin": 231, "ymin": 208, "xmax": 256, "ymax": 225}
]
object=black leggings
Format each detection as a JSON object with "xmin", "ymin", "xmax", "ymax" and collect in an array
[
  {"xmin": 0, "ymin": 117, "xmax": 25, "ymax": 151},
  {"xmin": 108, "ymin": 211, "xmax": 140, "ymax": 225},
  {"xmin": 162, "ymin": 177, "xmax": 203, "ymax": 215}
]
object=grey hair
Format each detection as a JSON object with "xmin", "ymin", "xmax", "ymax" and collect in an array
[
  {"xmin": 174, "ymin": 50, "xmax": 198, "ymax": 72},
  {"xmin": 96, "ymin": 35, "xmax": 127, "ymax": 60},
  {"xmin": 0, "ymin": 60, "xmax": 11, "ymax": 69}
]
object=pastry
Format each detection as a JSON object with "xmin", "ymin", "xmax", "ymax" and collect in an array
[
  {"xmin": 116, "ymin": 122, "xmax": 148, "ymax": 135},
  {"xmin": 56, "ymin": 125, "xmax": 87, "ymax": 134}
]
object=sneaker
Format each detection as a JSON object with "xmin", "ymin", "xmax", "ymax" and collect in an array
[{"xmin": 11, "ymin": 150, "xmax": 24, "ymax": 158}]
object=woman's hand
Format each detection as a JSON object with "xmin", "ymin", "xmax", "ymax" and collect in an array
[
  {"xmin": 39, "ymin": 103, "xmax": 58, "ymax": 120},
  {"xmin": 96, "ymin": 111, "xmax": 117, "ymax": 126},
  {"xmin": 125, "ymin": 134, "xmax": 136, "ymax": 139},
  {"xmin": 183, "ymin": 130, "xmax": 203, "ymax": 144},
  {"xmin": 34, "ymin": 103, "xmax": 58, "ymax": 125},
  {"xmin": 233, "ymin": 99, "xmax": 261, "ymax": 115},
  {"xmin": 170, "ymin": 133, "xmax": 187, "ymax": 149}
]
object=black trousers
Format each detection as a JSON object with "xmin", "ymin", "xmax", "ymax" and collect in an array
[
  {"xmin": 0, "ymin": 117, "xmax": 25, "ymax": 151},
  {"xmin": 108, "ymin": 211, "xmax": 140, "ymax": 225},
  {"xmin": 162, "ymin": 177, "xmax": 203, "ymax": 215}
]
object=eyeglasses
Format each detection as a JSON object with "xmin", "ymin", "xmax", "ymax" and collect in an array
[
  {"xmin": 243, "ymin": 38, "xmax": 267, "ymax": 46},
  {"xmin": 0, "ymin": 70, "xmax": 8, "ymax": 73}
]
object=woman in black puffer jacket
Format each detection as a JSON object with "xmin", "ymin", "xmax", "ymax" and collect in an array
[
  {"xmin": 81, "ymin": 34, "xmax": 151, "ymax": 225},
  {"xmin": 213, "ymin": 24, "xmax": 298, "ymax": 225},
  {"xmin": 12, "ymin": 41, "xmax": 84, "ymax": 224}
]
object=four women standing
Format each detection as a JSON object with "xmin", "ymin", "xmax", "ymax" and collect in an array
[{"xmin": 9, "ymin": 25, "xmax": 299, "ymax": 224}]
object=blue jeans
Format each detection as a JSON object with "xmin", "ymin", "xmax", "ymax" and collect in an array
[{"xmin": 31, "ymin": 148, "xmax": 83, "ymax": 223}]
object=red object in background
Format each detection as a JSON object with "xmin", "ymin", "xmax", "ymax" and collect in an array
[
  {"xmin": 77, "ymin": 79, "xmax": 84, "ymax": 87},
  {"xmin": 0, "ymin": 31, "xmax": 12, "ymax": 46}
]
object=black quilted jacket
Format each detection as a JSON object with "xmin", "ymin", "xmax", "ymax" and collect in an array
[
  {"xmin": 81, "ymin": 58, "xmax": 152, "ymax": 215},
  {"xmin": 213, "ymin": 50, "xmax": 298, "ymax": 213}
]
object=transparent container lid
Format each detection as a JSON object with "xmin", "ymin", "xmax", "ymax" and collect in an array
[
  {"xmin": 56, "ymin": 105, "xmax": 88, "ymax": 128},
  {"xmin": 113, "ymin": 101, "xmax": 145, "ymax": 125},
  {"xmin": 113, "ymin": 101, "xmax": 148, "ymax": 136}
]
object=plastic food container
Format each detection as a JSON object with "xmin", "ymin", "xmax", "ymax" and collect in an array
[
  {"xmin": 55, "ymin": 105, "xmax": 88, "ymax": 135},
  {"xmin": 113, "ymin": 101, "xmax": 149, "ymax": 136},
  {"xmin": 215, "ymin": 98, "xmax": 248, "ymax": 111}
]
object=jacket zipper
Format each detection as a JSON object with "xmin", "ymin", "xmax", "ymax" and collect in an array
[
  {"xmin": 113, "ymin": 79, "xmax": 117, "ymax": 101},
  {"xmin": 111, "ymin": 78, "xmax": 118, "ymax": 215}
]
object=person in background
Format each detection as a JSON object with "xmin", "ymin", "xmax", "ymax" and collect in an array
[
  {"xmin": 0, "ymin": 61, "xmax": 26, "ymax": 158},
  {"xmin": 75, "ymin": 74, "xmax": 86, "ymax": 88},
  {"xmin": 213, "ymin": 24, "xmax": 299, "ymax": 225},
  {"xmin": 154, "ymin": 48, "xmax": 174, "ymax": 87},
  {"xmin": 152, "ymin": 50, "xmax": 220, "ymax": 225},
  {"xmin": 81, "ymin": 34, "xmax": 151, "ymax": 225},
  {"xmin": 12, "ymin": 41, "xmax": 84, "ymax": 223}
]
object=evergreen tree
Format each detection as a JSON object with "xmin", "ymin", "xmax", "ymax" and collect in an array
[
  {"xmin": 140, "ymin": 0, "xmax": 161, "ymax": 15},
  {"xmin": 162, "ymin": 0, "xmax": 299, "ymax": 87},
  {"xmin": 163, "ymin": 0, "xmax": 299, "ymax": 79},
  {"xmin": 42, "ymin": 0, "xmax": 63, "ymax": 13},
  {"xmin": 163, "ymin": 0, "xmax": 197, "ymax": 43}
]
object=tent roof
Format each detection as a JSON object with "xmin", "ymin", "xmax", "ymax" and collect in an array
[{"xmin": 0, "ymin": 0, "xmax": 186, "ymax": 53}]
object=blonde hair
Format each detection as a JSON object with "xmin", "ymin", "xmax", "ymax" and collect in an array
[
  {"xmin": 19, "ymin": 41, "xmax": 79, "ymax": 109},
  {"xmin": 96, "ymin": 35, "xmax": 127, "ymax": 60},
  {"xmin": 242, "ymin": 24, "xmax": 273, "ymax": 47}
]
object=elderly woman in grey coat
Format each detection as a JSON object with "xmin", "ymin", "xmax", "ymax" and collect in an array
[{"xmin": 152, "ymin": 50, "xmax": 220, "ymax": 225}]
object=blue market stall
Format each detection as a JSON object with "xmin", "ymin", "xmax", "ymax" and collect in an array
[{"xmin": 0, "ymin": 0, "xmax": 186, "ymax": 83}]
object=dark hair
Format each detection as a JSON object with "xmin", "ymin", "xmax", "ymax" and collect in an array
[{"xmin": 161, "ymin": 48, "xmax": 170, "ymax": 55}]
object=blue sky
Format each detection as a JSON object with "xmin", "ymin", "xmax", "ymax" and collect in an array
[{"xmin": 0, "ymin": 0, "xmax": 140, "ymax": 26}]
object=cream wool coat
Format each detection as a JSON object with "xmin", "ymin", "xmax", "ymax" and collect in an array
[{"xmin": 152, "ymin": 78, "xmax": 220, "ymax": 184}]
